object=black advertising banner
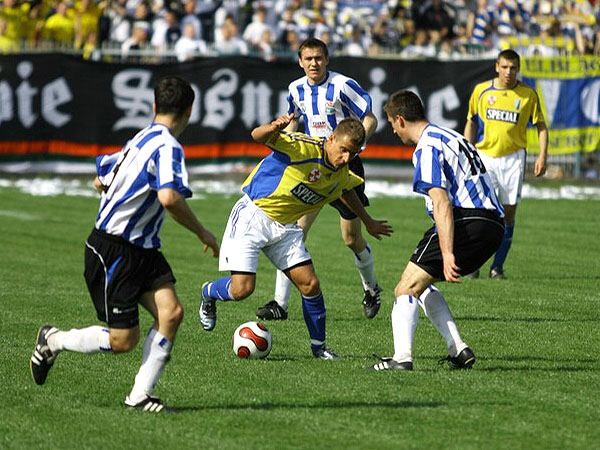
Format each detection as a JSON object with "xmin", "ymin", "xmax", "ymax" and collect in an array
[{"xmin": 0, "ymin": 54, "xmax": 493, "ymax": 160}]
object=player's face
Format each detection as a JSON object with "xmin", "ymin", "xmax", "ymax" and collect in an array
[
  {"xmin": 495, "ymin": 57, "xmax": 519, "ymax": 88},
  {"xmin": 387, "ymin": 114, "xmax": 413, "ymax": 145},
  {"xmin": 299, "ymin": 47, "xmax": 329, "ymax": 85},
  {"xmin": 325, "ymin": 133, "xmax": 360, "ymax": 168}
]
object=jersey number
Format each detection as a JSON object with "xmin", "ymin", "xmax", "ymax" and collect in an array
[{"xmin": 458, "ymin": 139, "xmax": 486, "ymax": 175}]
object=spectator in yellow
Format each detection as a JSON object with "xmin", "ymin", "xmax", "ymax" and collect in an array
[
  {"xmin": 41, "ymin": 1, "xmax": 75, "ymax": 45},
  {"xmin": 0, "ymin": 0, "xmax": 27, "ymax": 45},
  {"xmin": 74, "ymin": 0, "xmax": 103, "ymax": 48},
  {"xmin": 0, "ymin": 17, "xmax": 20, "ymax": 52},
  {"xmin": 23, "ymin": 3, "xmax": 46, "ymax": 45}
]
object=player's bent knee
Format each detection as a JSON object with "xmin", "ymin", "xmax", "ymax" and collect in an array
[
  {"xmin": 299, "ymin": 277, "xmax": 320, "ymax": 297},
  {"xmin": 230, "ymin": 285, "xmax": 254, "ymax": 300},
  {"xmin": 109, "ymin": 330, "xmax": 139, "ymax": 353}
]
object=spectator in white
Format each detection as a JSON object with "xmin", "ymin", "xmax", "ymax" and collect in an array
[
  {"xmin": 122, "ymin": 21, "xmax": 150, "ymax": 61},
  {"xmin": 214, "ymin": 19, "xmax": 247, "ymax": 55},
  {"xmin": 243, "ymin": 5, "xmax": 270, "ymax": 47},
  {"xmin": 213, "ymin": 0, "xmax": 246, "ymax": 42},
  {"xmin": 275, "ymin": 6, "xmax": 298, "ymax": 46},
  {"xmin": 106, "ymin": 0, "xmax": 131, "ymax": 43},
  {"xmin": 257, "ymin": 28, "xmax": 275, "ymax": 61},
  {"xmin": 180, "ymin": 0, "xmax": 202, "ymax": 43},
  {"xmin": 342, "ymin": 24, "xmax": 369, "ymax": 56},
  {"xmin": 151, "ymin": 9, "xmax": 181, "ymax": 50},
  {"xmin": 175, "ymin": 22, "xmax": 207, "ymax": 61}
]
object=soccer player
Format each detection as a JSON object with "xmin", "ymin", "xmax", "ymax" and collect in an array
[
  {"xmin": 465, "ymin": 49, "xmax": 548, "ymax": 279},
  {"xmin": 30, "ymin": 76, "xmax": 219, "ymax": 412},
  {"xmin": 256, "ymin": 37, "xmax": 383, "ymax": 322},
  {"xmin": 368, "ymin": 90, "xmax": 504, "ymax": 371},
  {"xmin": 199, "ymin": 114, "xmax": 393, "ymax": 359}
]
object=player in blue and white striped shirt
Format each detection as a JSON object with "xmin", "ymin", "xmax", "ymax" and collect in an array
[
  {"xmin": 368, "ymin": 90, "xmax": 505, "ymax": 372},
  {"xmin": 257, "ymin": 38, "xmax": 384, "ymax": 323},
  {"xmin": 30, "ymin": 76, "xmax": 219, "ymax": 412}
]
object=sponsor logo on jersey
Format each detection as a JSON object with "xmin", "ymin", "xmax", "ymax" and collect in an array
[
  {"xmin": 487, "ymin": 94, "xmax": 496, "ymax": 106},
  {"xmin": 486, "ymin": 108, "xmax": 519, "ymax": 123},
  {"xmin": 312, "ymin": 120, "xmax": 328, "ymax": 129},
  {"xmin": 308, "ymin": 168, "xmax": 321, "ymax": 182},
  {"xmin": 325, "ymin": 101, "xmax": 336, "ymax": 114},
  {"xmin": 290, "ymin": 182, "xmax": 325, "ymax": 205}
]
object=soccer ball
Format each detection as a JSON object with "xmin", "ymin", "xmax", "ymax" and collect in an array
[{"xmin": 232, "ymin": 321, "xmax": 272, "ymax": 359}]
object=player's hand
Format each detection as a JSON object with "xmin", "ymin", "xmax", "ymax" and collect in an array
[
  {"xmin": 199, "ymin": 229, "xmax": 219, "ymax": 258},
  {"xmin": 271, "ymin": 113, "xmax": 294, "ymax": 132},
  {"xmin": 442, "ymin": 253, "xmax": 461, "ymax": 283},
  {"xmin": 365, "ymin": 219, "xmax": 393, "ymax": 240},
  {"xmin": 534, "ymin": 155, "xmax": 546, "ymax": 177}
]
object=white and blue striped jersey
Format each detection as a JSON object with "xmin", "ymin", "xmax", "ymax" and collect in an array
[
  {"xmin": 287, "ymin": 71, "xmax": 372, "ymax": 138},
  {"xmin": 412, "ymin": 124, "xmax": 504, "ymax": 220},
  {"xmin": 94, "ymin": 123, "xmax": 192, "ymax": 248}
]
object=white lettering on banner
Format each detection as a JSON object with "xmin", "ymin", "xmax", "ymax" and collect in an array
[
  {"xmin": 42, "ymin": 78, "xmax": 73, "ymax": 127},
  {"xmin": 112, "ymin": 70, "xmax": 154, "ymax": 131},
  {"xmin": 581, "ymin": 80, "xmax": 600, "ymax": 124},
  {"xmin": 428, "ymin": 85, "xmax": 459, "ymax": 129},
  {"xmin": 277, "ymin": 90, "xmax": 289, "ymax": 117},
  {"xmin": 240, "ymin": 81, "xmax": 272, "ymax": 128},
  {"xmin": 369, "ymin": 67, "xmax": 389, "ymax": 132},
  {"xmin": 203, "ymin": 68, "xmax": 237, "ymax": 130},
  {"xmin": 0, "ymin": 81, "xmax": 13, "ymax": 125},
  {"xmin": 0, "ymin": 61, "xmax": 73, "ymax": 129}
]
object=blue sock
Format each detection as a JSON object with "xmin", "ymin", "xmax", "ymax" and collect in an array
[
  {"xmin": 203, "ymin": 276, "xmax": 233, "ymax": 301},
  {"xmin": 302, "ymin": 292, "xmax": 326, "ymax": 351},
  {"xmin": 492, "ymin": 223, "xmax": 515, "ymax": 270}
]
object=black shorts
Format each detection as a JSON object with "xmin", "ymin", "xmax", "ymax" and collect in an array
[
  {"xmin": 83, "ymin": 229, "xmax": 176, "ymax": 329},
  {"xmin": 329, "ymin": 156, "xmax": 370, "ymax": 220},
  {"xmin": 410, "ymin": 208, "xmax": 504, "ymax": 280}
]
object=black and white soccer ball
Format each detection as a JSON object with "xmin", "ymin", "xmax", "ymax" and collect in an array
[{"xmin": 232, "ymin": 321, "xmax": 272, "ymax": 359}]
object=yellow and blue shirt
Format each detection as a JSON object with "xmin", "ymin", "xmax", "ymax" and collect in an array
[
  {"xmin": 242, "ymin": 131, "xmax": 364, "ymax": 224},
  {"xmin": 467, "ymin": 79, "xmax": 543, "ymax": 157}
]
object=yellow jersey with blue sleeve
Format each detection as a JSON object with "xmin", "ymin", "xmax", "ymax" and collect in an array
[
  {"xmin": 242, "ymin": 131, "xmax": 364, "ymax": 224},
  {"xmin": 467, "ymin": 80, "xmax": 543, "ymax": 157}
]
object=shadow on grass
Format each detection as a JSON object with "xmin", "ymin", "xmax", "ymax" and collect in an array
[
  {"xmin": 171, "ymin": 399, "xmax": 445, "ymax": 413},
  {"xmin": 458, "ymin": 316, "xmax": 600, "ymax": 323}
]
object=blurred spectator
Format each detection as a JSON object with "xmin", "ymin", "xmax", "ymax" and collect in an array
[
  {"xmin": 0, "ymin": 0, "xmax": 26, "ymax": 46},
  {"xmin": 82, "ymin": 28, "xmax": 101, "ymax": 60},
  {"xmin": 121, "ymin": 21, "xmax": 150, "ymax": 61},
  {"xmin": 421, "ymin": 0, "xmax": 456, "ymax": 39},
  {"xmin": 256, "ymin": 28, "xmax": 275, "ymax": 61},
  {"xmin": 275, "ymin": 6, "xmax": 298, "ymax": 46},
  {"xmin": 152, "ymin": 9, "xmax": 181, "ymax": 49},
  {"xmin": 342, "ymin": 24, "xmax": 369, "ymax": 56},
  {"xmin": 242, "ymin": 5, "xmax": 270, "ymax": 47},
  {"xmin": 41, "ymin": 1, "xmax": 76, "ymax": 45},
  {"xmin": 371, "ymin": 12, "xmax": 401, "ymax": 53},
  {"xmin": 106, "ymin": 0, "xmax": 131, "ymax": 43},
  {"xmin": 214, "ymin": 18, "xmax": 247, "ymax": 55},
  {"xmin": 180, "ymin": 0, "xmax": 202, "ymax": 43},
  {"xmin": 400, "ymin": 27, "xmax": 436, "ymax": 58},
  {"xmin": 74, "ymin": 0, "xmax": 104, "ymax": 48},
  {"xmin": 174, "ymin": 22, "xmax": 207, "ymax": 61},
  {"xmin": 0, "ymin": 16, "xmax": 19, "ymax": 52}
]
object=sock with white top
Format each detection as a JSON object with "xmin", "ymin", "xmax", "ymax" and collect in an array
[{"xmin": 48, "ymin": 326, "xmax": 111, "ymax": 354}]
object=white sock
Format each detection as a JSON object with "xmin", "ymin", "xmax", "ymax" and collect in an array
[
  {"xmin": 274, "ymin": 269, "xmax": 292, "ymax": 310},
  {"xmin": 127, "ymin": 328, "xmax": 172, "ymax": 404},
  {"xmin": 48, "ymin": 326, "xmax": 111, "ymax": 354},
  {"xmin": 391, "ymin": 294, "xmax": 419, "ymax": 363},
  {"xmin": 418, "ymin": 286, "xmax": 466, "ymax": 357},
  {"xmin": 354, "ymin": 244, "xmax": 378, "ymax": 293}
]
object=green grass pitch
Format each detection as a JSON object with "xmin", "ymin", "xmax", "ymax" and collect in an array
[{"xmin": 1, "ymin": 187, "xmax": 599, "ymax": 449}]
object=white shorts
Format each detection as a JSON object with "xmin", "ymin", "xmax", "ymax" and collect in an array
[
  {"xmin": 478, "ymin": 149, "xmax": 526, "ymax": 205},
  {"xmin": 219, "ymin": 195, "xmax": 311, "ymax": 273}
]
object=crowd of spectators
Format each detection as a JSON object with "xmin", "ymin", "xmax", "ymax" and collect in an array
[{"xmin": 1, "ymin": 0, "xmax": 599, "ymax": 61}]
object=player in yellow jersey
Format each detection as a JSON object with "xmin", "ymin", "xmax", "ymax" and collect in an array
[
  {"xmin": 465, "ymin": 49, "xmax": 548, "ymax": 279},
  {"xmin": 199, "ymin": 114, "xmax": 393, "ymax": 359}
]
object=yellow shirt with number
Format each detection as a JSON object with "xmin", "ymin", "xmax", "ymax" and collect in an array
[
  {"xmin": 242, "ymin": 131, "xmax": 364, "ymax": 224},
  {"xmin": 467, "ymin": 79, "xmax": 543, "ymax": 157}
]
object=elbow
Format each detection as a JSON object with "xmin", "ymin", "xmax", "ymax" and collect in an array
[{"xmin": 158, "ymin": 189, "xmax": 181, "ymax": 209}]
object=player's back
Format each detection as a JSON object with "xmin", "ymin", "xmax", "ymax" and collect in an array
[
  {"xmin": 414, "ymin": 124, "xmax": 504, "ymax": 218},
  {"xmin": 94, "ymin": 123, "xmax": 190, "ymax": 248}
]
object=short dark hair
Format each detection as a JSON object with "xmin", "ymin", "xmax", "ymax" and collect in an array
[
  {"xmin": 333, "ymin": 117, "xmax": 365, "ymax": 147},
  {"xmin": 383, "ymin": 90, "xmax": 426, "ymax": 122},
  {"xmin": 497, "ymin": 49, "xmax": 520, "ymax": 66},
  {"xmin": 154, "ymin": 76, "xmax": 195, "ymax": 116},
  {"xmin": 298, "ymin": 38, "xmax": 329, "ymax": 59}
]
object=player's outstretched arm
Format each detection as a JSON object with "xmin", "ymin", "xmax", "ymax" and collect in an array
[
  {"xmin": 340, "ymin": 190, "xmax": 393, "ymax": 240},
  {"xmin": 429, "ymin": 187, "xmax": 460, "ymax": 283},
  {"xmin": 251, "ymin": 113, "xmax": 294, "ymax": 143},
  {"xmin": 157, "ymin": 188, "xmax": 219, "ymax": 257}
]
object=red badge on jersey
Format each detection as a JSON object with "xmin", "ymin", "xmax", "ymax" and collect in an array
[
  {"xmin": 487, "ymin": 95, "xmax": 496, "ymax": 106},
  {"xmin": 308, "ymin": 168, "xmax": 321, "ymax": 182}
]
